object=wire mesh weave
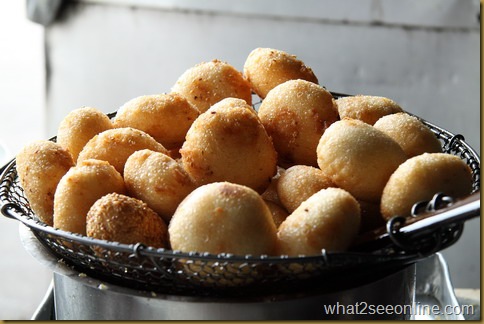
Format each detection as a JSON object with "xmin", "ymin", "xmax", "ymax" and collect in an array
[{"xmin": 0, "ymin": 110, "xmax": 480, "ymax": 297}]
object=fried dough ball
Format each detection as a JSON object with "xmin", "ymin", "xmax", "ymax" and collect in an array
[
  {"xmin": 258, "ymin": 79, "xmax": 338, "ymax": 167},
  {"xmin": 124, "ymin": 149, "xmax": 195, "ymax": 223},
  {"xmin": 180, "ymin": 98, "xmax": 277, "ymax": 193},
  {"xmin": 277, "ymin": 165, "xmax": 335, "ymax": 213},
  {"xmin": 373, "ymin": 112, "xmax": 443, "ymax": 158},
  {"xmin": 56, "ymin": 107, "xmax": 113, "ymax": 161},
  {"xmin": 16, "ymin": 140, "xmax": 74, "ymax": 226},
  {"xmin": 87, "ymin": 193, "xmax": 168, "ymax": 248},
  {"xmin": 264, "ymin": 200, "xmax": 289, "ymax": 229},
  {"xmin": 171, "ymin": 59, "xmax": 252, "ymax": 113},
  {"xmin": 77, "ymin": 127, "xmax": 168, "ymax": 175},
  {"xmin": 169, "ymin": 182, "xmax": 278, "ymax": 256},
  {"xmin": 335, "ymin": 95, "xmax": 403, "ymax": 125},
  {"xmin": 381, "ymin": 153, "xmax": 473, "ymax": 220},
  {"xmin": 113, "ymin": 93, "xmax": 200, "ymax": 150},
  {"xmin": 53, "ymin": 159, "xmax": 126, "ymax": 235},
  {"xmin": 277, "ymin": 188, "xmax": 361, "ymax": 255},
  {"xmin": 243, "ymin": 48, "xmax": 319, "ymax": 99},
  {"xmin": 316, "ymin": 119, "xmax": 407, "ymax": 202}
]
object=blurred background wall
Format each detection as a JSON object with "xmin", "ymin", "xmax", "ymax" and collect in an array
[
  {"xmin": 0, "ymin": 1, "xmax": 49, "ymax": 320},
  {"xmin": 0, "ymin": 0, "xmax": 480, "ymax": 319},
  {"xmin": 43, "ymin": 0, "xmax": 480, "ymax": 154}
]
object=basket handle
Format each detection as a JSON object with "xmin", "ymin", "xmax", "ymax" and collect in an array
[{"xmin": 352, "ymin": 192, "xmax": 480, "ymax": 253}]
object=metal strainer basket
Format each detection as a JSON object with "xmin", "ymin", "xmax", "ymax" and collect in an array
[{"xmin": 0, "ymin": 104, "xmax": 480, "ymax": 298}]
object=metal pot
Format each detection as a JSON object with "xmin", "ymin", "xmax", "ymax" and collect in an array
[{"xmin": 21, "ymin": 225, "xmax": 415, "ymax": 320}]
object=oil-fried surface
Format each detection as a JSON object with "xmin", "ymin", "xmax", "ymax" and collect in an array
[
  {"xmin": 16, "ymin": 140, "xmax": 74, "ymax": 226},
  {"xmin": 243, "ymin": 47, "xmax": 318, "ymax": 99},
  {"xmin": 335, "ymin": 95, "xmax": 403, "ymax": 125},
  {"xmin": 172, "ymin": 59, "xmax": 252, "ymax": 113},
  {"xmin": 258, "ymin": 79, "xmax": 338, "ymax": 167},
  {"xmin": 277, "ymin": 188, "xmax": 361, "ymax": 256},
  {"xmin": 114, "ymin": 93, "xmax": 200, "ymax": 150},
  {"xmin": 277, "ymin": 165, "xmax": 334, "ymax": 213},
  {"xmin": 57, "ymin": 107, "xmax": 113, "ymax": 161},
  {"xmin": 77, "ymin": 127, "xmax": 168, "ymax": 175},
  {"xmin": 124, "ymin": 149, "xmax": 195, "ymax": 223},
  {"xmin": 317, "ymin": 118, "xmax": 407, "ymax": 203},
  {"xmin": 53, "ymin": 159, "xmax": 126, "ymax": 235},
  {"xmin": 180, "ymin": 98, "xmax": 277, "ymax": 193},
  {"xmin": 374, "ymin": 112, "xmax": 443, "ymax": 158},
  {"xmin": 381, "ymin": 153, "xmax": 473, "ymax": 220},
  {"xmin": 87, "ymin": 193, "xmax": 168, "ymax": 249},
  {"xmin": 169, "ymin": 182, "xmax": 278, "ymax": 256}
]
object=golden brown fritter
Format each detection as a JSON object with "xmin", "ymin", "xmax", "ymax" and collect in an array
[
  {"xmin": 277, "ymin": 188, "xmax": 361, "ymax": 255},
  {"xmin": 113, "ymin": 93, "xmax": 200, "ymax": 150},
  {"xmin": 169, "ymin": 182, "xmax": 278, "ymax": 256},
  {"xmin": 277, "ymin": 165, "xmax": 335, "ymax": 213},
  {"xmin": 381, "ymin": 153, "xmax": 473, "ymax": 220},
  {"xmin": 16, "ymin": 140, "xmax": 74, "ymax": 226},
  {"xmin": 373, "ymin": 112, "xmax": 443, "ymax": 158},
  {"xmin": 180, "ymin": 98, "xmax": 277, "ymax": 193},
  {"xmin": 317, "ymin": 119, "xmax": 407, "ymax": 202},
  {"xmin": 87, "ymin": 193, "xmax": 168, "ymax": 248},
  {"xmin": 258, "ymin": 79, "xmax": 338, "ymax": 167},
  {"xmin": 172, "ymin": 59, "xmax": 252, "ymax": 113},
  {"xmin": 243, "ymin": 48, "xmax": 318, "ymax": 99},
  {"xmin": 335, "ymin": 95, "xmax": 403, "ymax": 125},
  {"xmin": 57, "ymin": 107, "xmax": 113, "ymax": 161},
  {"xmin": 124, "ymin": 149, "xmax": 195, "ymax": 223},
  {"xmin": 53, "ymin": 159, "xmax": 126, "ymax": 235},
  {"xmin": 77, "ymin": 127, "xmax": 168, "ymax": 175}
]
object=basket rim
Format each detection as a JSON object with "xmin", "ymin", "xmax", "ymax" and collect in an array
[{"xmin": 0, "ymin": 110, "xmax": 479, "ymax": 262}]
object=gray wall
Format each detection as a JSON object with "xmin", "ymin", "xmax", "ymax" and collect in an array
[{"xmin": 44, "ymin": 0, "xmax": 480, "ymax": 288}]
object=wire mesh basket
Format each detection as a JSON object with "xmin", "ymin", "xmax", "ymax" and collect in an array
[{"xmin": 0, "ymin": 103, "xmax": 480, "ymax": 297}]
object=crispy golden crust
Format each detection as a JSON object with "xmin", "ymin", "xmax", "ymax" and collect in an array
[
  {"xmin": 243, "ymin": 48, "xmax": 318, "ymax": 99},
  {"xmin": 57, "ymin": 107, "xmax": 113, "ymax": 161},
  {"xmin": 258, "ymin": 79, "xmax": 338, "ymax": 167},
  {"xmin": 380, "ymin": 153, "xmax": 473, "ymax": 220},
  {"xmin": 180, "ymin": 98, "xmax": 277, "ymax": 193},
  {"xmin": 277, "ymin": 165, "xmax": 335, "ymax": 213},
  {"xmin": 373, "ymin": 112, "xmax": 443, "ymax": 158},
  {"xmin": 53, "ymin": 159, "xmax": 126, "ymax": 235},
  {"xmin": 87, "ymin": 193, "xmax": 168, "ymax": 248},
  {"xmin": 277, "ymin": 188, "xmax": 361, "ymax": 255},
  {"xmin": 168, "ymin": 182, "xmax": 278, "ymax": 255},
  {"xmin": 172, "ymin": 59, "xmax": 252, "ymax": 113},
  {"xmin": 335, "ymin": 95, "xmax": 403, "ymax": 125},
  {"xmin": 77, "ymin": 127, "xmax": 168, "ymax": 175},
  {"xmin": 16, "ymin": 140, "xmax": 74, "ymax": 226},
  {"xmin": 113, "ymin": 93, "xmax": 200, "ymax": 150},
  {"xmin": 316, "ymin": 119, "xmax": 407, "ymax": 202},
  {"xmin": 124, "ymin": 149, "xmax": 195, "ymax": 223}
]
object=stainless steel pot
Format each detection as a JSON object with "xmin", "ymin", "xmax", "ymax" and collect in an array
[{"xmin": 21, "ymin": 225, "xmax": 416, "ymax": 320}]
